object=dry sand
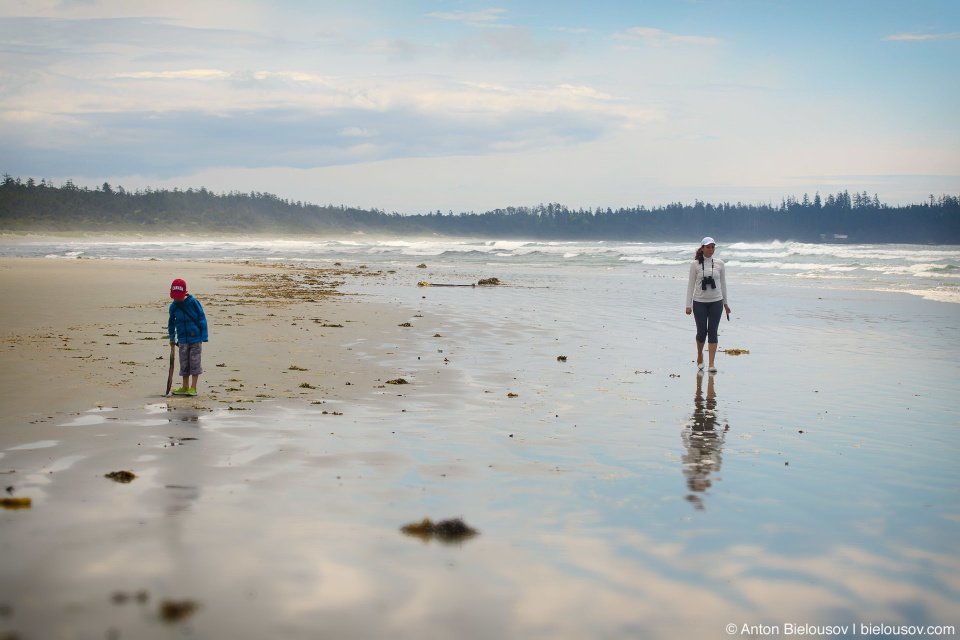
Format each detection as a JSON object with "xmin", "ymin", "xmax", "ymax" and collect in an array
[{"xmin": 0, "ymin": 257, "xmax": 449, "ymax": 436}]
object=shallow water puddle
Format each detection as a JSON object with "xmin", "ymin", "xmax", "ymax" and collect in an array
[
  {"xmin": 43, "ymin": 454, "xmax": 86, "ymax": 473},
  {"xmin": 215, "ymin": 441, "xmax": 287, "ymax": 467},
  {"xmin": 6, "ymin": 440, "xmax": 59, "ymax": 450}
]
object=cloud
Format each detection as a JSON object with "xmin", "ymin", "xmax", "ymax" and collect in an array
[
  {"xmin": 451, "ymin": 25, "xmax": 572, "ymax": 60},
  {"xmin": 100, "ymin": 70, "xmax": 657, "ymax": 119},
  {"xmin": 0, "ymin": 70, "xmax": 662, "ymax": 178},
  {"xmin": 424, "ymin": 8, "xmax": 508, "ymax": 28},
  {"xmin": 0, "ymin": 16, "xmax": 293, "ymax": 68},
  {"xmin": 550, "ymin": 26, "xmax": 592, "ymax": 34},
  {"xmin": 0, "ymin": 106, "xmax": 605, "ymax": 177},
  {"xmin": 0, "ymin": 0, "xmax": 264, "ymax": 32},
  {"xmin": 338, "ymin": 127, "xmax": 378, "ymax": 138},
  {"xmin": 883, "ymin": 32, "xmax": 960, "ymax": 41},
  {"xmin": 614, "ymin": 27, "xmax": 722, "ymax": 46},
  {"xmin": 114, "ymin": 69, "xmax": 231, "ymax": 80},
  {"xmin": 368, "ymin": 38, "xmax": 431, "ymax": 60}
]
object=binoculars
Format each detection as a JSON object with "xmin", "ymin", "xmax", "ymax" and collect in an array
[{"xmin": 701, "ymin": 275, "xmax": 716, "ymax": 290}]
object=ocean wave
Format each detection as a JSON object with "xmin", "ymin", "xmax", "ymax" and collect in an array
[
  {"xmin": 724, "ymin": 241, "xmax": 960, "ymax": 263},
  {"xmin": 875, "ymin": 263, "xmax": 960, "ymax": 278},
  {"xmin": 618, "ymin": 256, "xmax": 686, "ymax": 265},
  {"xmin": 795, "ymin": 272, "xmax": 856, "ymax": 280},
  {"xmin": 7, "ymin": 238, "xmax": 960, "ymax": 304},
  {"xmin": 875, "ymin": 287, "xmax": 960, "ymax": 304},
  {"xmin": 725, "ymin": 260, "xmax": 843, "ymax": 271}
]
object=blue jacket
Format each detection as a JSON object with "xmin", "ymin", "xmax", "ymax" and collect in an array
[{"xmin": 168, "ymin": 295, "xmax": 208, "ymax": 344}]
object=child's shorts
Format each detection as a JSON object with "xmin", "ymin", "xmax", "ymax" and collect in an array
[{"xmin": 178, "ymin": 342, "xmax": 203, "ymax": 377}]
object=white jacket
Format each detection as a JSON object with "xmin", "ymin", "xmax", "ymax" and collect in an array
[{"xmin": 686, "ymin": 258, "xmax": 727, "ymax": 307}]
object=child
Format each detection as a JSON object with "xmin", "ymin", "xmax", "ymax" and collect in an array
[{"xmin": 168, "ymin": 278, "xmax": 208, "ymax": 396}]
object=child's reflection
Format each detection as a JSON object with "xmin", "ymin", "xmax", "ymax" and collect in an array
[{"xmin": 681, "ymin": 372, "xmax": 729, "ymax": 510}]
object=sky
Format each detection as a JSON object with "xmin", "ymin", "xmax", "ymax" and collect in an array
[{"xmin": 1, "ymin": 0, "xmax": 958, "ymax": 214}]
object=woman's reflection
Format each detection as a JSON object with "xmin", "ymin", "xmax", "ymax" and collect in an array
[{"xmin": 681, "ymin": 372, "xmax": 729, "ymax": 510}]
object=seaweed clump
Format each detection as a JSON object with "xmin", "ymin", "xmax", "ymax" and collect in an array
[
  {"xmin": 386, "ymin": 378, "xmax": 409, "ymax": 385},
  {"xmin": 105, "ymin": 471, "xmax": 136, "ymax": 483},
  {"xmin": 723, "ymin": 348, "xmax": 750, "ymax": 355},
  {"xmin": 159, "ymin": 599, "xmax": 199, "ymax": 623},
  {"xmin": 401, "ymin": 518, "xmax": 479, "ymax": 544},
  {"xmin": 477, "ymin": 278, "xmax": 501, "ymax": 285},
  {"xmin": 0, "ymin": 497, "xmax": 31, "ymax": 509}
]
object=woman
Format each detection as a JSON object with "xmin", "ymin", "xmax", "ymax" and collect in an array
[{"xmin": 685, "ymin": 237, "xmax": 731, "ymax": 373}]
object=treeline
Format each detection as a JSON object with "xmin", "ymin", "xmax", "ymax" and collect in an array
[
  {"xmin": 0, "ymin": 175, "xmax": 405, "ymax": 234},
  {"xmin": 2, "ymin": 174, "xmax": 958, "ymax": 243},
  {"xmin": 410, "ymin": 192, "xmax": 960, "ymax": 242}
]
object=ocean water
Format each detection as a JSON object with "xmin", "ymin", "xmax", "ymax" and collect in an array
[
  {"xmin": 6, "ymin": 237, "xmax": 960, "ymax": 304},
  {"xmin": 2, "ymin": 237, "xmax": 959, "ymax": 639}
]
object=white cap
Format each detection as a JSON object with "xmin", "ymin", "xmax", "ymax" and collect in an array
[{"xmin": 700, "ymin": 237, "xmax": 716, "ymax": 246}]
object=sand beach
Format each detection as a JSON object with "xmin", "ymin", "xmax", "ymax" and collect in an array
[
  {"xmin": 1, "ymin": 244, "xmax": 958, "ymax": 639},
  {"xmin": 0, "ymin": 257, "xmax": 451, "ymax": 425}
]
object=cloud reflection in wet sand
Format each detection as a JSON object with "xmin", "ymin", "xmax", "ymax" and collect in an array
[
  {"xmin": 1, "ymin": 250, "xmax": 958, "ymax": 638},
  {"xmin": 2, "ymin": 394, "xmax": 957, "ymax": 638}
]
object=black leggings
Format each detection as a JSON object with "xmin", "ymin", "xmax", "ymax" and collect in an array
[{"xmin": 693, "ymin": 300, "xmax": 724, "ymax": 344}]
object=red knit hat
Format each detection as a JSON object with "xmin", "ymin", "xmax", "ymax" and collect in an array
[{"xmin": 170, "ymin": 279, "xmax": 187, "ymax": 300}]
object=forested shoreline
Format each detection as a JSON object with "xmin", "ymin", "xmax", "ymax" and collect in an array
[{"xmin": 2, "ymin": 174, "xmax": 958, "ymax": 243}]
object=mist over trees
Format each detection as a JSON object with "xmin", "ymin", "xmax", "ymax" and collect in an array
[{"xmin": 2, "ymin": 174, "xmax": 958, "ymax": 243}]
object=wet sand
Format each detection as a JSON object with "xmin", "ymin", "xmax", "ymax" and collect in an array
[
  {"xmin": 1, "ymin": 255, "xmax": 958, "ymax": 639},
  {"xmin": 0, "ymin": 257, "xmax": 508, "ymax": 639}
]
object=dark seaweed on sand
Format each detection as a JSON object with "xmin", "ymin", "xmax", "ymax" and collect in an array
[
  {"xmin": 105, "ymin": 470, "xmax": 136, "ymax": 483},
  {"xmin": 0, "ymin": 497, "xmax": 31, "ymax": 509},
  {"xmin": 401, "ymin": 518, "xmax": 479, "ymax": 544},
  {"xmin": 159, "ymin": 599, "xmax": 199, "ymax": 623}
]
